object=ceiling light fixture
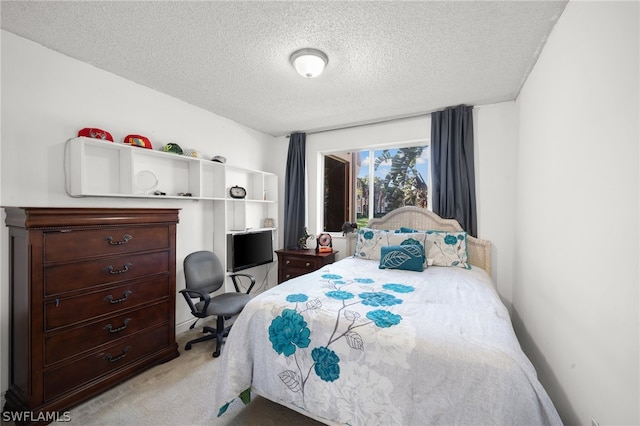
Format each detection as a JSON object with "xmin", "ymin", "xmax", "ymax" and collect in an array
[{"xmin": 290, "ymin": 48, "xmax": 328, "ymax": 79}]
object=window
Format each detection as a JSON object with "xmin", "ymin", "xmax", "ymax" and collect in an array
[{"xmin": 322, "ymin": 144, "xmax": 430, "ymax": 232}]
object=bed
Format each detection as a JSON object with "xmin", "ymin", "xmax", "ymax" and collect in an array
[{"xmin": 214, "ymin": 207, "xmax": 562, "ymax": 425}]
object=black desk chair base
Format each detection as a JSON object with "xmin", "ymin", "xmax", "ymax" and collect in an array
[{"xmin": 184, "ymin": 316, "xmax": 228, "ymax": 357}]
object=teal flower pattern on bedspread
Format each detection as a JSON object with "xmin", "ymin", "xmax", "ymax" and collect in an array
[
  {"xmin": 366, "ymin": 310, "xmax": 402, "ymax": 328},
  {"xmin": 312, "ymin": 346, "xmax": 341, "ymax": 382},
  {"xmin": 268, "ymin": 272, "xmax": 412, "ymax": 399},
  {"xmin": 268, "ymin": 309, "xmax": 311, "ymax": 357},
  {"xmin": 286, "ymin": 293, "xmax": 309, "ymax": 303},
  {"xmin": 359, "ymin": 292, "xmax": 403, "ymax": 307}
]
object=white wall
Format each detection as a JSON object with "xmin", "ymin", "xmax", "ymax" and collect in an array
[
  {"xmin": 475, "ymin": 102, "xmax": 518, "ymax": 307},
  {"xmin": 514, "ymin": 2, "xmax": 639, "ymax": 425},
  {"xmin": 0, "ymin": 32, "xmax": 279, "ymax": 402}
]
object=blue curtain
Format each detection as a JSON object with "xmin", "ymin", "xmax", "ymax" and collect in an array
[
  {"xmin": 431, "ymin": 105, "xmax": 477, "ymax": 237},
  {"xmin": 284, "ymin": 132, "xmax": 306, "ymax": 249}
]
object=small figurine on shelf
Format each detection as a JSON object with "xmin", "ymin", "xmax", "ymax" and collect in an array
[
  {"xmin": 298, "ymin": 227, "xmax": 313, "ymax": 250},
  {"xmin": 163, "ymin": 143, "xmax": 183, "ymax": 155}
]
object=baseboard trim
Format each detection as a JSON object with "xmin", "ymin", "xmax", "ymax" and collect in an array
[{"xmin": 175, "ymin": 319, "xmax": 196, "ymax": 335}]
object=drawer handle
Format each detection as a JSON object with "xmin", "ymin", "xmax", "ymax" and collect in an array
[
  {"xmin": 105, "ymin": 234, "xmax": 133, "ymax": 245},
  {"xmin": 104, "ymin": 290, "xmax": 133, "ymax": 304},
  {"xmin": 104, "ymin": 262, "xmax": 132, "ymax": 275},
  {"xmin": 104, "ymin": 318, "xmax": 131, "ymax": 333},
  {"xmin": 285, "ymin": 260, "xmax": 290, "ymax": 264},
  {"xmin": 104, "ymin": 346, "xmax": 130, "ymax": 363},
  {"xmin": 305, "ymin": 262, "xmax": 311, "ymax": 267}
]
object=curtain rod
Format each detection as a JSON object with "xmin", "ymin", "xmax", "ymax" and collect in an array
[{"xmin": 286, "ymin": 110, "xmax": 433, "ymax": 138}]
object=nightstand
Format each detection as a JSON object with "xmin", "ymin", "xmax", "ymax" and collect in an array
[{"xmin": 275, "ymin": 248, "xmax": 338, "ymax": 284}]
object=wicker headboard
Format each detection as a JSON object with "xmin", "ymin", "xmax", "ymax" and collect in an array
[{"xmin": 347, "ymin": 206, "xmax": 492, "ymax": 275}]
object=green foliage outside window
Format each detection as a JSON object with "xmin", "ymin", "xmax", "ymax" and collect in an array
[{"xmin": 357, "ymin": 146, "xmax": 428, "ymax": 226}]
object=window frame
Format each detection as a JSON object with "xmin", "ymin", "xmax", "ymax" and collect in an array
[{"xmin": 319, "ymin": 139, "xmax": 430, "ymax": 235}]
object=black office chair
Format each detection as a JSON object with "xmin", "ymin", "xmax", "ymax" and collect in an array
[{"xmin": 180, "ymin": 250, "xmax": 256, "ymax": 357}]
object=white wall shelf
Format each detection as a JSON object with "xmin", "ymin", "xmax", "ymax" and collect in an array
[
  {"xmin": 66, "ymin": 136, "xmax": 279, "ymax": 281},
  {"xmin": 66, "ymin": 137, "xmax": 277, "ymax": 204},
  {"xmin": 68, "ymin": 137, "xmax": 224, "ymax": 200}
]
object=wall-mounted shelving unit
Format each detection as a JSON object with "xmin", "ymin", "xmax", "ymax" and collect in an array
[
  {"xmin": 68, "ymin": 137, "xmax": 234, "ymax": 200},
  {"xmin": 66, "ymin": 137, "xmax": 279, "ymax": 277}
]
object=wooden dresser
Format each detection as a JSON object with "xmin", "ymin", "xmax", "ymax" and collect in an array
[
  {"xmin": 3, "ymin": 207, "xmax": 180, "ymax": 422},
  {"xmin": 275, "ymin": 248, "xmax": 337, "ymax": 284}
]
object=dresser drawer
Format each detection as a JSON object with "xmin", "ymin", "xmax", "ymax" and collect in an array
[
  {"xmin": 276, "ymin": 249, "xmax": 337, "ymax": 284},
  {"xmin": 44, "ymin": 276, "xmax": 170, "ymax": 330},
  {"xmin": 45, "ymin": 301, "xmax": 170, "ymax": 365},
  {"xmin": 43, "ymin": 325, "xmax": 170, "ymax": 401},
  {"xmin": 44, "ymin": 251, "xmax": 170, "ymax": 295},
  {"xmin": 281, "ymin": 268, "xmax": 313, "ymax": 282},
  {"xmin": 281, "ymin": 256, "xmax": 320, "ymax": 271},
  {"xmin": 43, "ymin": 226, "xmax": 171, "ymax": 263}
]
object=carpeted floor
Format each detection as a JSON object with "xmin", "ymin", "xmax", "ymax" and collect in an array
[{"xmin": 33, "ymin": 322, "xmax": 324, "ymax": 426}]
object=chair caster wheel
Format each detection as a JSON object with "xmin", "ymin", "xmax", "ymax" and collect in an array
[
  {"xmin": 185, "ymin": 343, "xmax": 192, "ymax": 350},
  {"xmin": 213, "ymin": 350, "xmax": 220, "ymax": 357}
]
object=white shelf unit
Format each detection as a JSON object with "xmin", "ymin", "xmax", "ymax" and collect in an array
[
  {"xmin": 216, "ymin": 166, "xmax": 277, "ymax": 279},
  {"xmin": 67, "ymin": 137, "xmax": 226, "ymax": 199},
  {"xmin": 225, "ymin": 165, "xmax": 277, "ymax": 201},
  {"xmin": 66, "ymin": 136, "xmax": 279, "ymax": 281},
  {"xmin": 223, "ymin": 165, "xmax": 277, "ymax": 232},
  {"xmin": 225, "ymin": 200, "xmax": 278, "ymax": 232}
]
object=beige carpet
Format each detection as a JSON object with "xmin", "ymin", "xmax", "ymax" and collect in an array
[{"xmin": 45, "ymin": 322, "xmax": 324, "ymax": 426}]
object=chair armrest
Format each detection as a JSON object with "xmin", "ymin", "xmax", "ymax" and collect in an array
[
  {"xmin": 179, "ymin": 288, "xmax": 211, "ymax": 315},
  {"xmin": 230, "ymin": 273, "xmax": 256, "ymax": 294}
]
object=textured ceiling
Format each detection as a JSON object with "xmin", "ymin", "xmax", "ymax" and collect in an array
[{"xmin": 1, "ymin": 1, "xmax": 567, "ymax": 136}]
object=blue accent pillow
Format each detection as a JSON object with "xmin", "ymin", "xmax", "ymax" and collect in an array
[
  {"xmin": 379, "ymin": 244, "xmax": 424, "ymax": 272},
  {"xmin": 396, "ymin": 227, "xmax": 418, "ymax": 233}
]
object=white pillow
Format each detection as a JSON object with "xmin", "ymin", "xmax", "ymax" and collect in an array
[
  {"xmin": 425, "ymin": 231, "xmax": 470, "ymax": 269},
  {"xmin": 353, "ymin": 228, "xmax": 389, "ymax": 260}
]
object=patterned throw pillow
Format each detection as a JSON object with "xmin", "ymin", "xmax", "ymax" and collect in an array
[
  {"xmin": 387, "ymin": 232, "xmax": 426, "ymax": 262},
  {"xmin": 353, "ymin": 228, "xmax": 389, "ymax": 260},
  {"xmin": 425, "ymin": 231, "xmax": 470, "ymax": 269},
  {"xmin": 388, "ymin": 231, "xmax": 423, "ymax": 243},
  {"xmin": 354, "ymin": 228, "xmax": 428, "ymax": 262},
  {"xmin": 379, "ymin": 244, "xmax": 424, "ymax": 272}
]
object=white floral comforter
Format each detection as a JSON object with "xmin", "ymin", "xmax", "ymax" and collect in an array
[{"xmin": 215, "ymin": 257, "xmax": 562, "ymax": 425}]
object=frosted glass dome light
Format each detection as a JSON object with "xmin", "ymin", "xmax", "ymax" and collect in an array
[{"xmin": 290, "ymin": 48, "xmax": 328, "ymax": 79}]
